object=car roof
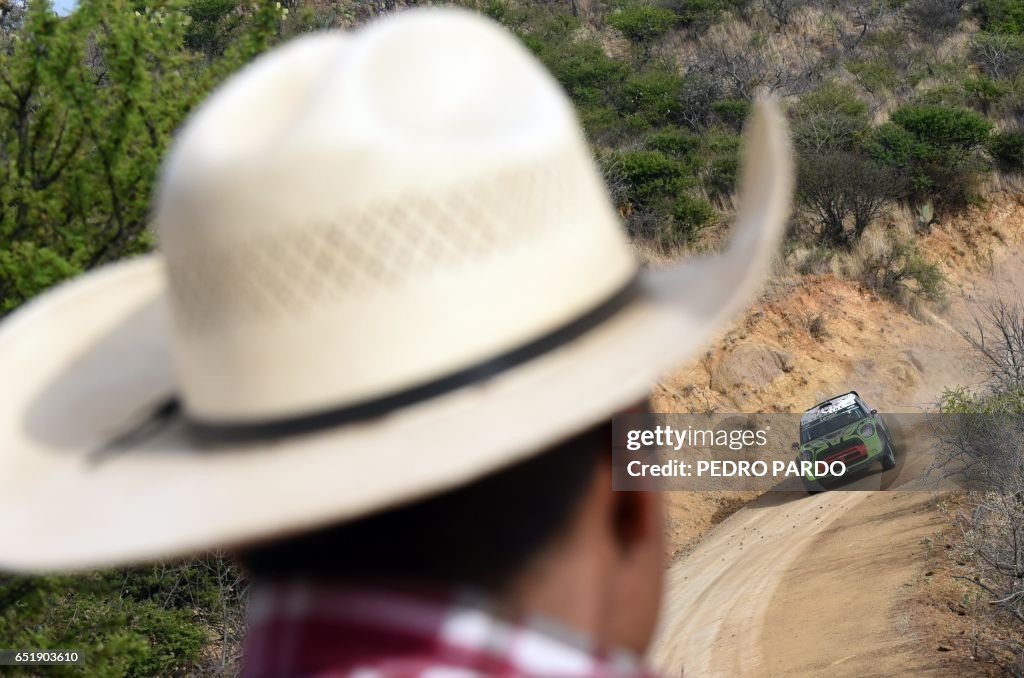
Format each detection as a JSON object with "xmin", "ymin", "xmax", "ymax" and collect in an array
[{"xmin": 800, "ymin": 391, "xmax": 861, "ymax": 425}]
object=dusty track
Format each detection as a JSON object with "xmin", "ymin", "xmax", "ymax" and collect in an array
[
  {"xmin": 650, "ymin": 207, "xmax": 1024, "ymax": 676},
  {"xmin": 652, "ymin": 491, "xmax": 945, "ymax": 677}
]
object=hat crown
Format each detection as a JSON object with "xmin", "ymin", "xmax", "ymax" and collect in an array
[{"xmin": 154, "ymin": 10, "xmax": 636, "ymax": 422}]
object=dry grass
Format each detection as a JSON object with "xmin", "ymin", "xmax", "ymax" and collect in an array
[
  {"xmin": 631, "ymin": 239, "xmax": 674, "ymax": 266},
  {"xmin": 983, "ymin": 171, "xmax": 1024, "ymax": 197}
]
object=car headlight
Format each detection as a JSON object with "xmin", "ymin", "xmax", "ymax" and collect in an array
[
  {"xmin": 859, "ymin": 422, "xmax": 876, "ymax": 438},
  {"xmin": 798, "ymin": 449, "xmax": 812, "ymax": 462}
]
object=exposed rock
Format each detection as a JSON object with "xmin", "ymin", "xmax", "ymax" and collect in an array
[{"xmin": 710, "ymin": 344, "xmax": 794, "ymax": 393}]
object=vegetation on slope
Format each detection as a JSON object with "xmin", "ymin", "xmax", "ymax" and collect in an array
[{"xmin": 2, "ymin": 0, "xmax": 1024, "ymax": 673}]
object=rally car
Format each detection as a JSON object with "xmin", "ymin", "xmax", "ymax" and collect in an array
[{"xmin": 794, "ymin": 391, "xmax": 896, "ymax": 493}]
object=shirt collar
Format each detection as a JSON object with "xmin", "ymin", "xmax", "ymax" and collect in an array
[{"xmin": 241, "ymin": 579, "xmax": 659, "ymax": 677}]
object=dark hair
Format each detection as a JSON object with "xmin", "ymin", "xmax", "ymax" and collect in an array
[{"xmin": 238, "ymin": 418, "xmax": 611, "ymax": 592}]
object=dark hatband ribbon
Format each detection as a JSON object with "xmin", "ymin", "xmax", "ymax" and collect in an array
[{"xmin": 171, "ymin": 274, "xmax": 641, "ymax": 444}]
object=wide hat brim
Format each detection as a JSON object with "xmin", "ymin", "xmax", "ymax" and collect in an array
[{"xmin": 0, "ymin": 101, "xmax": 791, "ymax": 571}]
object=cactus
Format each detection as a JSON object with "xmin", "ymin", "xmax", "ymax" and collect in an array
[{"xmin": 915, "ymin": 202, "xmax": 934, "ymax": 232}]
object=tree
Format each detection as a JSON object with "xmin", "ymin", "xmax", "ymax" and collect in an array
[
  {"xmin": 832, "ymin": 0, "xmax": 889, "ymax": 51},
  {"xmin": 904, "ymin": 0, "xmax": 965, "ymax": 42},
  {"xmin": 676, "ymin": 70, "xmax": 723, "ymax": 129},
  {"xmin": 972, "ymin": 32, "xmax": 1024, "ymax": 80},
  {"xmin": 0, "ymin": 0, "xmax": 26, "ymax": 37},
  {"xmin": 797, "ymin": 152, "xmax": 903, "ymax": 247},
  {"xmin": 791, "ymin": 83, "xmax": 870, "ymax": 153},
  {"xmin": 761, "ymin": 0, "xmax": 804, "ymax": 29},
  {"xmin": 976, "ymin": 0, "xmax": 1024, "ymax": 35},
  {"xmin": 0, "ymin": 0, "xmax": 283, "ymax": 315},
  {"xmin": 695, "ymin": 20, "xmax": 824, "ymax": 100}
]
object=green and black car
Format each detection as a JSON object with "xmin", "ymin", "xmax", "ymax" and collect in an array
[{"xmin": 795, "ymin": 391, "xmax": 896, "ymax": 493}]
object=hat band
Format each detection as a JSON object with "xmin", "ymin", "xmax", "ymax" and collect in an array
[{"xmin": 186, "ymin": 274, "xmax": 642, "ymax": 444}]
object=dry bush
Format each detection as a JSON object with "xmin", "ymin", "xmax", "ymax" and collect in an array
[
  {"xmin": 690, "ymin": 18, "xmax": 826, "ymax": 100},
  {"xmin": 805, "ymin": 311, "xmax": 828, "ymax": 340},
  {"xmin": 845, "ymin": 228, "xmax": 945, "ymax": 309},
  {"xmin": 829, "ymin": 0, "xmax": 895, "ymax": 52},
  {"xmin": 965, "ymin": 299, "xmax": 1024, "ymax": 396},
  {"xmin": 934, "ymin": 300, "xmax": 1024, "ymax": 676},
  {"xmin": 761, "ymin": 0, "xmax": 806, "ymax": 29},
  {"xmin": 904, "ymin": 0, "xmax": 967, "ymax": 43}
]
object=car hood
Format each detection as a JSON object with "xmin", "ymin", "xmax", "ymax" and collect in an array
[{"xmin": 800, "ymin": 417, "xmax": 872, "ymax": 454}]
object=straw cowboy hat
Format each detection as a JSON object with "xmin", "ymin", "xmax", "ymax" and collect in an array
[{"xmin": 0, "ymin": 8, "xmax": 791, "ymax": 570}]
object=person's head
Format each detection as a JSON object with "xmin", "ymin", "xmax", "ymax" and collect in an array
[{"xmin": 238, "ymin": 414, "xmax": 665, "ymax": 652}]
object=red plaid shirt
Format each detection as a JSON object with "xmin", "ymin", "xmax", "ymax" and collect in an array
[{"xmin": 241, "ymin": 581, "xmax": 661, "ymax": 677}]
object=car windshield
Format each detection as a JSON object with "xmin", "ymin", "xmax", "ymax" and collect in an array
[{"xmin": 800, "ymin": 404, "xmax": 866, "ymax": 443}]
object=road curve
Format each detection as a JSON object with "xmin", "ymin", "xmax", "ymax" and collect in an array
[{"xmin": 650, "ymin": 490, "xmax": 946, "ymax": 676}]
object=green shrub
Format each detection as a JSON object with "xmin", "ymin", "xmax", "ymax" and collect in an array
[
  {"xmin": 860, "ymin": 238, "xmax": 946, "ymax": 302},
  {"xmin": 940, "ymin": 386, "xmax": 1024, "ymax": 415},
  {"xmin": 890, "ymin": 105, "xmax": 993, "ymax": 150},
  {"xmin": 976, "ymin": 0, "xmax": 1024, "ymax": 34},
  {"xmin": 847, "ymin": 58, "xmax": 901, "ymax": 93},
  {"xmin": 699, "ymin": 132, "xmax": 742, "ymax": 198},
  {"xmin": 0, "ymin": 561, "xmax": 237, "ymax": 677},
  {"xmin": 129, "ymin": 602, "xmax": 207, "ymax": 677},
  {"xmin": 914, "ymin": 84, "xmax": 967, "ymax": 108},
  {"xmin": 989, "ymin": 129, "xmax": 1024, "ymax": 172},
  {"xmin": 666, "ymin": 194, "xmax": 716, "ymax": 246},
  {"xmin": 711, "ymin": 98, "xmax": 751, "ymax": 131},
  {"xmin": 480, "ymin": 0, "xmax": 515, "ymax": 24},
  {"xmin": 527, "ymin": 38, "xmax": 627, "ymax": 111},
  {"xmin": 867, "ymin": 123, "xmax": 929, "ymax": 169},
  {"xmin": 606, "ymin": 149, "xmax": 693, "ymax": 206},
  {"xmin": 523, "ymin": 31, "xmax": 633, "ymax": 142},
  {"xmin": 795, "ymin": 82, "xmax": 869, "ymax": 119},
  {"xmin": 618, "ymin": 65, "xmax": 684, "ymax": 127},
  {"xmin": 659, "ymin": 0, "xmax": 750, "ymax": 30},
  {"xmin": 962, "ymin": 76, "xmax": 1007, "ymax": 114},
  {"xmin": 578, "ymin": 106, "xmax": 630, "ymax": 143},
  {"xmin": 870, "ymin": 106, "xmax": 993, "ymax": 204},
  {"xmin": 646, "ymin": 127, "xmax": 700, "ymax": 157},
  {"xmin": 607, "ymin": 4, "xmax": 678, "ymax": 43}
]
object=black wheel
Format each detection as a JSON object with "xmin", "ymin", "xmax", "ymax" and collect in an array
[
  {"xmin": 803, "ymin": 479, "xmax": 823, "ymax": 495},
  {"xmin": 880, "ymin": 441, "xmax": 896, "ymax": 470}
]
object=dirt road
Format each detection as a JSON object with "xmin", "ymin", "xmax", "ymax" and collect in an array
[
  {"xmin": 651, "ymin": 491, "xmax": 947, "ymax": 676},
  {"xmin": 650, "ymin": 216, "xmax": 1024, "ymax": 676},
  {"xmin": 649, "ymin": 344, "xmax": 961, "ymax": 677}
]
